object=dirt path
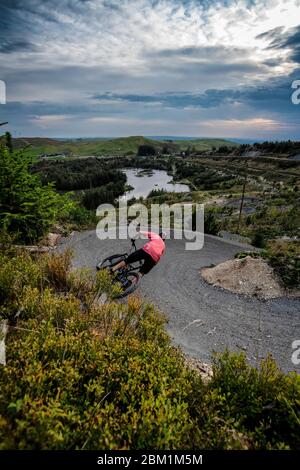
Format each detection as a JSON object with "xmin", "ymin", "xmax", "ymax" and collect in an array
[{"xmin": 59, "ymin": 230, "xmax": 300, "ymax": 373}]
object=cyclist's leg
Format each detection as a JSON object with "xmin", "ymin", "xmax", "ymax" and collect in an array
[
  {"xmin": 139, "ymin": 251, "xmax": 156, "ymax": 276},
  {"xmin": 112, "ymin": 249, "xmax": 144, "ymax": 273},
  {"xmin": 111, "ymin": 260, "xmax": 126, "ymax": 273}
]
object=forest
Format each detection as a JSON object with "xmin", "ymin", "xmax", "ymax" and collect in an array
[
  {"xmin": 236, "ymin": 140, "xmax": 300, "ymax": 156},
  {"xmin": 31, "ymin": 158, "xmax": 127, "ymax": 210},
  {"xmin": 32, "ymin": 158, "xmax": 126, "ymax": 191}
]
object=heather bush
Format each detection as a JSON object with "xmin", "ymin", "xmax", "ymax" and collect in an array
[
  {"xmin": 0, "ymin": 250, "xmax": 299, "ymax": 450},
  {"xmin": 0, "ymin": 293, "xmax": 194, "ymax": 449},
  {"xmin": 188, "ymin": 351, "xmax": 300, "ymax": 449}
]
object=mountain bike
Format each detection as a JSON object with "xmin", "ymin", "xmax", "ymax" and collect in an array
[{"xmin": 96, "ymin": 239, "xmax": 142, "ymax": 298}]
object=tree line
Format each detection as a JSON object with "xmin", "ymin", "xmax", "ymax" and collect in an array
[
  {"xmin": 32, "ymin": 158, "xmax": 126, "ymax": 191},
  {"xmin": 236, "ymin": 140, "xmax": 300, "ymax": 155}
]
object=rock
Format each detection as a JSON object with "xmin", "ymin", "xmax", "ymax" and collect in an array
[
  {"xmin": 43, "ymin": 233, "xmax": 61, "ymax": 247},
  {"xmin": 92, "ymin": 293, "xmax": 108, "ymax": 306},
  {"xmin": 22, "ymin": 245, "xmax": 51, "ymax": 253},
  {"xmin": 51, "ymin": 224, "xmax": 65, "ymax": 234},
  {"xmin": 184, "ymin": 354, "xmax": 213, "ymax": 383}
]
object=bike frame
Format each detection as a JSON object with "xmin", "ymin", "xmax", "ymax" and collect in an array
[
  {"xmin": 109, "ymin": 240, "xmax": 142, "ymax": 272},
  {"xmin": 97, "ymin": 240, "xmax": 142, "ymax": 297}
]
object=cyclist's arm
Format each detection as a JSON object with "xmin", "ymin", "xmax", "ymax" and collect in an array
[
  {"xmin": 128, "ymin": 221, "xmax": 141, "ymax": 241},
  {"xmin": 139, "ymin": 231, "xmax": 160, "ymax": 240},
  {"xmin": 130, "ymin": 232, "xmax": 147, "ymax": 243}
]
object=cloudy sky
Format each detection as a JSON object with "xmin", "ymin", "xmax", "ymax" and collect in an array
[{"xmin": 0, "ymin": 0, "xmax": 300, "ymax": 139}]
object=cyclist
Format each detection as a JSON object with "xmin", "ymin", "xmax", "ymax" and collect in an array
[{"xmin": 111, "ymin": 228, "xmax": 166, "ymax": 278}]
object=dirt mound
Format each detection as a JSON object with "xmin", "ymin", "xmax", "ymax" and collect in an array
[{"xmin": 201, "ymin": 256, "xmax": 285, "ymax": 300}]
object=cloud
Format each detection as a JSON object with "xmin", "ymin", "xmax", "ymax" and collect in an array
[
  {"xmin": 0, "ymin": 41, "xmax": 37, "ymax": 53},
  {"xmin": 256, "ymin": 26, "xmax": 285, "ymax": 41},
  {"xmin": 0, "ymin": 0, "xmax": 300, "ymax": 138},
  {"xmin": 266, "ymin": 25, "xmax": 300, "ymax": 63},
  {"xmin": 92, "ymin": 73, "xmax": 300, "ymax": 115}
]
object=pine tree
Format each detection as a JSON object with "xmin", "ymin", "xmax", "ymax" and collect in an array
[
  {"xmin": 0, "ymin": 146, "xmax": 73, "ymax": 242},
  {"xmin": 5, "ymin": 132, "xmax": 13, "ymax": 153}
]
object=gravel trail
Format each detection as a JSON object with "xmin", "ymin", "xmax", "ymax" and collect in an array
[{"xmin": 59, "ymin": 230, "xmax": 300, "ymax": 373}]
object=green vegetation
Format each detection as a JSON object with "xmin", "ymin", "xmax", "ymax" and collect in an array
[
  {"xmin": 32, "ymin": 158, "xmax": 127, "ymax": 211},
  {"xmin": 0, "ymin": 144, "xmax": 129, "ymax": 241},
  {"xmin": 0, "ymin": 132, "xmax": 299, "ymax": 450},
  {"xmin": 137, "ymin": 150, "xmax": 299, "ymax": 289},
  {"xmin": 4, "ymin": 132, "xmax": 13, "ymax": 153},
  {"xmin": 204, "ymin": 208, "xmax": 221, "ymax": 235},
  {"xmin": 175, "ymin": 160, "xmax": 239, "ymax": 190},
  {"xmin": 237, "ymin": 240, "xmax": 300, "ymax": 289},
  {"xmin": 217, "ymin": 196, "xmax": 300, "ymax": 242},
  {"xmin": 0, "ymin": 247, "xmax": 299, "ymax": 450},
  {"xmin": 32, "ymin": 158, "xmax": 126, "ymax": 192},
  {"xmin": 111, "ymin": 155, "xmax": 173, "ymax": 172},
  {"xmin": 236, "ymin": 140, "xmax": 300, "ymax": 156},
  {"xmin": 81, "ymin": 183, "xmax": 125, "ymax": 211},
  {"xmin": 265, "ymin": 240, "xmax": 300, "ymax": 288},
  {"xmin": 13, "ymin": 136, "xmax": 238, "ymax": 158},
  {"xmin": 13, "ymin": 136, "xmax": 165, "ymax": 158},
  {"xmin": 0, "ymin": 146, "xmax": 73, "ymax": 242},
  {"xmin": 147, "ymin": 188, "xmax": 169, "ymax": 198},
  {"xmin": 137, "ymin": 144, "xmax": 157, "ymax": 156},
  {"xmin": 172, "ymin": 138, "xmax": 239, "ymax": 153}
]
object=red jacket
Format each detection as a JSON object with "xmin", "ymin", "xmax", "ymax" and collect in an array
[{"xmin": 140, "ymin": 231, "xmax": 165, "ymax": 263}]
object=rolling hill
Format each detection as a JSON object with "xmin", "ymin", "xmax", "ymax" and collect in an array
[{"xmin": 11, "ymin": 135, "xmax": 238, "ymax": 157}]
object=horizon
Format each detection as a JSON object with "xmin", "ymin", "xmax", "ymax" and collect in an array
[
  {"xmin": 1, "ymin": 0, "xmax": 300, "ymax": 139},
  {"xmin": 12, "ymin": 135, "xmax": 296, "ymax": 144}
]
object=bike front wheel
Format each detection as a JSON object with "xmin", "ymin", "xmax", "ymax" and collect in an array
[{"xmin": 96, "ymin": 253, "xmax": 126, "ymax": 271}]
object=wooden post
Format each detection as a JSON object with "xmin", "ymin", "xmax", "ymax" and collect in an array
[{"xmin": 237, "ymin": 164, "xmax": 248, "ymax": 233}]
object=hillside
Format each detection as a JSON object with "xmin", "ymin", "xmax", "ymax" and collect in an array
[
  {"xmin": 172, "ymin": 138, "xmax": 239, "ymax": 151},
  {"xmin": 1, "ymin": 142, "xmax": 299, "ymax": 451},
  {"xmin": 1, "ymin": 247, "xmax": 299, "ymax": 450},
  {"xmin": 12, "ymin": 135, "xmax": 238, "ymax": 157}
]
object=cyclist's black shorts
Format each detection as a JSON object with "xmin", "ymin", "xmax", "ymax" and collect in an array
[{"xmin": 126, "ymin": 249, "xmax": 156, "ymax": 275}]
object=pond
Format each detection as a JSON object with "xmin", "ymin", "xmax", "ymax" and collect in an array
[{"xmin": 121, "ymin": 168, "xmax": 190, "ymax": 200}]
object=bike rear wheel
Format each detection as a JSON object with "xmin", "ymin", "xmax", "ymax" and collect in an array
[{"xmin": 116, "ymin": 271, "xmax": 140, "ymax": 298}]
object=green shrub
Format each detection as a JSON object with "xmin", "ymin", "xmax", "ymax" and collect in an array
[
  {"xmin": 0, "ymin": 250, "xmax": 299, "ymax": 450},
  {"xmin": 62, "ymin": 203, "xmax": 97, "ymax": 228},
  {"xmin": 0, "ymin": 251, "xmax": 43, "ymax": 320},
  {"xmin": 0, "ymin": 146, "xmax": 73, "ymax": 242},
  {"xmin": 252, "ymin": 230, "xmax": 266, "ymax": 248},
  {"xmin": 204, "ymin": 209, "xmax": 221, "ymax": 235},
  {"xmin": 0, "ymin": 249, "xmax": 90, "ymax": 320},
  {"xmin": 204, "ymin": 351, "xmax": 300, "ymax": 449},
  {"xmin": 41, "ymin": 250, "xmax": 73, "ymax": 292},
  {"xmin": 137, "ymin": 144, "xmax": 157, "ymax": 156},
  {"xmin": 236, "ymin": 241, "xmax": 299, "ymax": 288},
  {"xmin": 0, "ymin": 295, "xmax": 194, "ymax": 450},
  {"xmin": 265, "ymin": 240, "xmax": 300, "ymax": 288}
]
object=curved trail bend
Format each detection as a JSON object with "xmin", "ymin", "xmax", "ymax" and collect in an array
[{"xmin": 59, "ymin": 230, "xmax": 300, "ymax": 373}]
